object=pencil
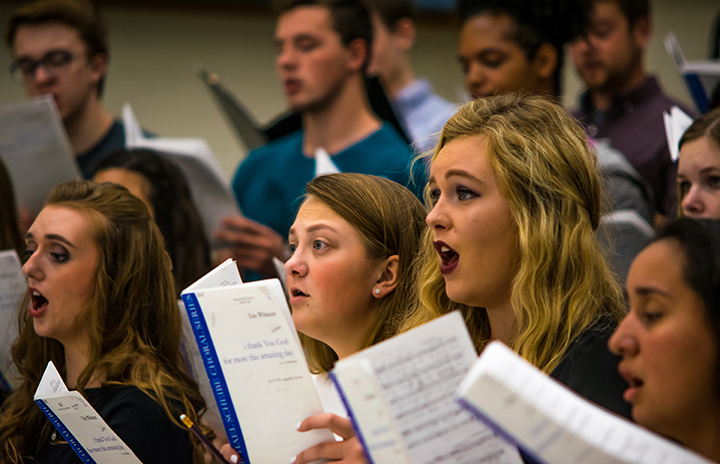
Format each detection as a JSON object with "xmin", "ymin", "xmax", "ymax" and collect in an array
[{"xmin": 179, "ymin": 414, "xmax": 237, "ymax": 464}]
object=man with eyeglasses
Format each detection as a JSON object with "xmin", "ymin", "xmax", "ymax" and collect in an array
[{"xmin": 5, "ymin": 0, "xmax": 123, "ymax": 178}]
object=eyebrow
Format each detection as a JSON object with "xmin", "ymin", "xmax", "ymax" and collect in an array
[
  {"xmin": 274, "ymin": 33, "xmax": 319, "ymax": 47},
  {"xmin": 288, "ymin": 223, "xmax": 338, "ymax": 237},
  {"xmin": 307, "ymin": 224, "xmax": 338, "ymax": 234},
  {"xmin": 633, "ymin": 286, "xmax": 671, "ymax": 299},
  {"xmin": 458, "ymin": 46, "xmax": 508, "ymax": 62},
  {"xmin": 677, "ymin": 166, "xmax": 720, "ymax": 180},
  {"xmin": 15, "ymin": 48, "xmax": 73, "ymax": 60},
  {"xmin": 24, "ymin": 232, "xmax": 76, "ymax": 249},
  {"xmin": 428, "ymin": 169, "xmax": 483, "ymax": 185}
]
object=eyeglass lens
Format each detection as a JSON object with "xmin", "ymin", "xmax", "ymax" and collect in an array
[{"xmin": 10, "ymin": 50, "xmax": 76, "ymax": 82}]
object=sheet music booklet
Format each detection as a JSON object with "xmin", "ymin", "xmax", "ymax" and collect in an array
[
  {"xmin": 178, "ymin": 258, "xmax": 244, "ymax": 440},
  {"xmin": 664, "ymin": 33, "xmax": 720, "ymax": 114},
  {"xmin": 663, "ymin": 105, "xmax": 694, "ymax": 162},
  {"xmin": 329, "ymin": 311, "xmax": 523, "ymax": 464},
  {"xmin": 456, "ymin": 341, "xmax": 713, "ymax": 464},
  {"xmin": 0, "ymin": 96, "xmax": 81, "ymax": 217},
  {"xmin": 181, "ymin": 259, "xmax": 332, "ymax": 464},
  {"xmin": 34, "ymin": 361, "xmax": 142, "ymax": 463},
  {"xmin": 0, "ymin": 250, "xmax": 26, "ymax": 390}
]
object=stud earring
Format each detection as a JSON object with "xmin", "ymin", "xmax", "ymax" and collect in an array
[{"xmin": 374, "ymin": 288, "xmax": 381, "ymax": 294}]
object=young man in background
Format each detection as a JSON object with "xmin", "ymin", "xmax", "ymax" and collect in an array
[
  {"xmin": 570, "ymin": 0, "xmax": 694, "ymax": 220},
  {"xmin": 6, "ymin": 0, "xmax": 125, "ymax": 178},
  {"xmin": 217, "ymin": 0, "xmax": 412, "ymax": 279}
]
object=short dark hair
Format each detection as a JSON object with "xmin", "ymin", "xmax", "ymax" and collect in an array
[
  {"xmin": 457, "ymin": 0, "xmax": 590, "ymax": 96},
  {"xmin": 93, "ymin": 149, "xmax": 212, "ymax": 295},
  {"xmin": 275, "ymin": 0, "xmax": 373, "ymax": 69},
  {"xmin": 365, "ymin": 0, "xmax": 416, "ymax": 30},
  {"xmin": 652, "ymin": 218, "xmax": 720, "ymax": 359},
  {"xmin": 598, "ymin": 0, "xmax": 650, "ymax": 26},
  {"xmin": 5, "ymin": 0, "xmax": 109, "ymax": 97}
]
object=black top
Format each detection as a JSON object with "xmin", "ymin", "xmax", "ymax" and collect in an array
[
  {"xmin": 550, "ymin": 322, "xmax": 632, "ymax": 420},
  {"xmin": 76, "ymin": 120, "xmax": 126, "ymax": 179},
  {"xmin": 519, "ymin": 321, "xmax": 631, "ymax": 464},
  {"xmin": 34, "ymin": 385, "xmax": 193, "ymax": 464}
]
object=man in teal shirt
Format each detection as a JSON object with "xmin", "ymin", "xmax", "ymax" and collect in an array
[{"xmin": 217, "ymin": 0, "xmax": 413, "ymax": 279}]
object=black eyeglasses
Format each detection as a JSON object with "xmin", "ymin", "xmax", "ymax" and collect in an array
[{"xmin": 9, "ymin": 50, "xmax": 86, "ymax": 84}]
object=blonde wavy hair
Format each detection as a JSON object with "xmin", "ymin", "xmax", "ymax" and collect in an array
[
  {"xmin": 0, "ymin": 181, "xmax": 209, "ymax": 463},
  {"xmin": 297, "ymin": 173, "xmax": 426, "ymax": 373},
  {"xmin": 402, "ymin": 94, "xmax": 625, "ymax": 373}
]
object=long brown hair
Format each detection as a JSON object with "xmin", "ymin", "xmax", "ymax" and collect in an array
[
  {"xmin": 0, "ymin": 181, "xmax": 208, "ymax": 463},
  {"xmin": 0, "ymin": 157, "xmax": 23, "ymax": 255},
  {"xmin": 298, "ymin": 173, "xmax": 426, "ymax": 373}
]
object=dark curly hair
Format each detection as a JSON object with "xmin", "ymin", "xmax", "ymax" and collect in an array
[
  {"xmin": 93, "ymin": 149, "xmax": 211, "ymax": 295},
  {"xmin": 456, "ymin": 0, "xmax": 591, "ymax": 95}
]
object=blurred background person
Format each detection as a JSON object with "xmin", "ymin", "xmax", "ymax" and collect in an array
[
  {"xmin": 93, "ymin": 148, "xmax": 212, "ymax": 295},
  {"xmin": 570, "ymin": 0, "xmax": 696, "ymax": 223},
  {"xmin": 365, "ymin": 0, "xmax": 456, "ymax": 153},
  {"xmin": 5, "ymin": 0, "xmax": 134, "ymax": 179},
  {"xmin": 455, "ymin": 0, "xmax": 653, "ymax": 282},
  {"xmin": 676, "ymin": 107, "xmax": 720, "ymax": 219},
  {"xmin": 216, "ymin": 0, "xmax": 413, "ymax": 281}
]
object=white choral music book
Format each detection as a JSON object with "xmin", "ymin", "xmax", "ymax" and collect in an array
[
  {"xmin": 330, "ymin": 311, "xmax": 523, "ymax": 464},
  {"xmin": 181, "ymin": 261, "xmax": 331, "ymax": 464},
  {"xmin": 34, "ymin": 362, "xmax": 142, "ymax": 464},
  {"xmin": 456, "ymin": 341, "xmax": 713, "ymax": 464}
]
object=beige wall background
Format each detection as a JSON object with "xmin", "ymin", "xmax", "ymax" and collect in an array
[{"xmin": 1, "ymin": 1, "xmax": 718, "ymax": 179}]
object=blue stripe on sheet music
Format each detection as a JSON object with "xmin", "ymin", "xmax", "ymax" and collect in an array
[
  {"xmin": 35, "ymin": 399, "xmax": 97, "ymax": 464},
  {"xmin": 328, "ymin": 370, "xmax": 375, "ymax": 464},
  {"xmin": 182, "ymin": 292, "xmax": 250, "ymax": 463},
  {"xmin": 456, "ymin": 397, "xmax": 542, "ymax": 464},
  {"xmin": 684, "ymin": 73, "xmax": 710, "ymax": 114}
]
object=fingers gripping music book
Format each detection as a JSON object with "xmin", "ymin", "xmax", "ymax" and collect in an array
[
  {"xmin": 456, "ymin": 341, "xmax": 713, "ymax": 464},
  {"xmin": 34, "ymin": 362, "xmax": 143, "ymax": 464},
  {"xmin": 329, "ymin": 311, "xmax": 523, "ymax": 464},
  {"xmin": 181, "ymin": 260, "xmax": 333, "ymax": 464}
]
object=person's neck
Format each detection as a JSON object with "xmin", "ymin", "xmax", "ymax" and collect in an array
[
  {"xmin": 65, "ymin": 97, "xmax": 115, "ymax": 156},
  {"xmin": 675, "ymin": 411, "xmax": 720, "ymax": 462},
  {"xmin": 486, "ymin": 300, "xmax": 516, "ymax": 345},
  {"xmin": 382, "ymin": 59, "xmax": 416, "ymax": 99},
  {"xmin": 302, "ymin": 75, "xmax": 381, "ymax": 156},
  {"xmin": 534, "ymin": 79, "xmax": 556, "ymax": 100},
  {"xmin": 328, "ymin": 327, "xmax": 368, "ymax": 360},
  {"xmin": 590, "ymin": 64, "xmax": 646, "ymax": 111},
  {"xmin": 63, "ymin": 341, "xmax": 99, "ymax": 390}
]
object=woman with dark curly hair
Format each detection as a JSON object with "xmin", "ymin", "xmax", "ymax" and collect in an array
[{"xmin": 93, "ymin": 149, "xmax": 211, "ymax": 295}]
